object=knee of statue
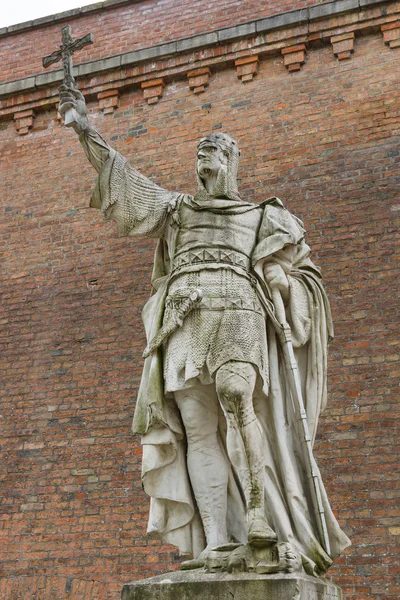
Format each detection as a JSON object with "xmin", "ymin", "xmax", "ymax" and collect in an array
[{"xmin": 216, "ymin": 370, "xmax": 252, "ymax": 415}]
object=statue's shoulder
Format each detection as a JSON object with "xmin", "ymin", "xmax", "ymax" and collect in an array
[
  {"xmin": 260, "ymin": 197, "xmax": 304, "ymax": 227},
  {"xmin": 258, "ymin": 197, "xmax": 306, "ymax": 243},
  {"xmin": 259, "ymin": 196, "xmax": 285, "ymax": 209},
  {"xmin": 259, "ymin": 197, "xmax": 288, "ymax": 222}
]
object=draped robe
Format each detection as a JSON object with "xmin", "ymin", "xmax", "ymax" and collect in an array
[{"xmin": 82, "ymin": 130, "xmax": 351, "ymax": 575}]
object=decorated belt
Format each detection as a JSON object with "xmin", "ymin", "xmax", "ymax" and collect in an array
[
  {"xmin": 171, "ymin": 248, "xmax": 251, "ymax": 273},
  {"xmin": 165, "ymin": 291, "xmax": 264, "ymax": 314},
  {"xmin": 143, "ymin": 287, "xmax": 264, "ymax": 357}
]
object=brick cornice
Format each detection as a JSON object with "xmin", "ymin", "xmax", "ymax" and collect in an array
[
  {"xmin": 0, "ymin": 0, "xmax": 399, "ymax": 122},
  {"xmin": 0, "ymin": 0, "xmax": 391, "ymax": 39}
]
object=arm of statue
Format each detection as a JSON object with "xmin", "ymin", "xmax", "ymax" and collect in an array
[
  {"xmin": 58, "ymin": 84, "xmax": 177, "ymax": 238},
  {"xmin": 263, "ymin": 244, "xmax": 312, "ymax": 347},
  {"xmin": 59, "ymin": 85, "xmax": 111, "ymax": 172},
  {"xmin": 253, "ymin": 201, "xmax": 316, "ymax": 346},
  {"xmin": 263, "ymin": 249, "xmax": 293, "ymax": 305}
]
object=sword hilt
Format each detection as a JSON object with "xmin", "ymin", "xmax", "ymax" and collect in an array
[
  {"xmin": 142, "ymin": 288, "xmax": 203, "ymax": 358},
  {"xmin": 271, "ymin": 288, "xmax": 286, "ymax": 324}
]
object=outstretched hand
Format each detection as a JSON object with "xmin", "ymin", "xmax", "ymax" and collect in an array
[{"xmin": 58, "ymin": 84, "xmax": 89, "ymax": 134}]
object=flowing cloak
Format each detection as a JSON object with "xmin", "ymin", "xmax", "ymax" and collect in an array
[{"xmin": 88, "ymin": 144, "xmax": 351, "ymax": 574}]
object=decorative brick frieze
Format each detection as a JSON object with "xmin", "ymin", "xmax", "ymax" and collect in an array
[
  {"xmin": 187, "ymin": 68, "xmax": 211, "ymax": 94},
  {"xmin": 331, "ymin": 32, "xmax": 355, "ymax": 60},
  {"xmin": 3, "ymin": 1, "xmax": 400, "ymax": 123},
  {"xmin": 235, "ymin": 56, "xmax": 259, "ymax": 82},
  {"xmin": 13, "ymin": 108, "xmax": 35, "ymax": 134},
  {"xmin": 97, "ymin": 89, "xmax": 119, "ymax": 114},
  {"xmin": 381, "ymin": 21, "xmax": 400, "ymax": 49},
  {"xmin": 281, "ymin": 44, "xmax": 306, "ymax": 72},
  {"xmin": 141, "ymin": 78, "xmax": 164, "ymax": 104}
]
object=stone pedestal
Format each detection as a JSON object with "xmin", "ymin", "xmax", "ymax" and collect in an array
[{"xmin": 121, "ymin": 570, "xmax": 342, "ymax": 600}]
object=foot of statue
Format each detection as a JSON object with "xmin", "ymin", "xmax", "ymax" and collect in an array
[
  {"xmin": 202, "ymin": 542, "xmax": 303, "ymax": 575},
  {"xmin": 180, "ymin": 547, "xmax": 209, "ymax": 571},
  {"xmin": 180, "ymin": 542, "xmax": 235, "ymax": 571},
  {"xmin": 180, "ymin": 542, "xmax": 242, "ymax": 571},
  {"xmin": 248, "ymin": 517, "xmax": 277, "ymax": 547},
  {"xmin": 226, "ymin": 544, "xmax": 253, "ymax": 573}
]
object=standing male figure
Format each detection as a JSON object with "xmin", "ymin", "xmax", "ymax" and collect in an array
[{"xmin": 59, "ymin": 85, "xmax": 350, "ymax": 575}]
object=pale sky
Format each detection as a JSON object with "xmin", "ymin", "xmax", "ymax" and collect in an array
[{"xmin": 1, "ymin": 0, "xmax": 96, "ymax": 28}]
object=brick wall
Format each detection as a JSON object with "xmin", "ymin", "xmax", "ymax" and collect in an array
[
  {"xmin": 0, "ymin": 2, "xmax": 399, "ymax": 599},
  {"xmin": 0, "ymin": 0, "xmax": 320, "ymax": 84},
  {"xmin": 0, "ymin": 576, "xmax": 118, "ymax": 600}
]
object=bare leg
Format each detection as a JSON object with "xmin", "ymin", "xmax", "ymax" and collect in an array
[
  {"xmin": 215, "ymin": 361, "xmax": 276, "ymax": 546},
  {"xmin": 175, "ymin": 386, "xmax": 229, "ymax": 553}
]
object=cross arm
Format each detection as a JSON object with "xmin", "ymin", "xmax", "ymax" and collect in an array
[
  {"xmin": 69, "ymin": 33, "xmax": 94, "ymax": 56},
  {"xmin": 42, "ymin": 32, "xmax": 93, "ymax": 70},
  {"xmin": 42, "ymin": 50, "xmax": 63, "ymax": 69}
]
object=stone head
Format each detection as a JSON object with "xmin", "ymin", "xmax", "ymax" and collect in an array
[{"xmin": 196, "ymin": 133, "xmax": 241, "ymax": 201}]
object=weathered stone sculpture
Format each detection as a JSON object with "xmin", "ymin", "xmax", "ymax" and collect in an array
[{"xmin": 59, "ymin": 83, "xmax": 350, "ymax": 589}]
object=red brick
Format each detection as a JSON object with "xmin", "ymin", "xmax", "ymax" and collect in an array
[{"xmin": 0, "ymin": 2, "xmax": 399, "ymax": 600}]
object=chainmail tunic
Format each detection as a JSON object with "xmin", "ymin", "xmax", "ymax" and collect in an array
[{"xmin": 163, "ymin": 199, "xmax": 269, "ymax": 393}]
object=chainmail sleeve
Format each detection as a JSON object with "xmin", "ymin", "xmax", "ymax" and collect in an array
[{"xmin": 85, "ymin": 132, "xmax": 177, "ymax": 238}]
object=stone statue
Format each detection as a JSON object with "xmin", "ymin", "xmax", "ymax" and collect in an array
[{"xmin": 59, "ymin": 85, "xmax": 350, "ymax": 577}]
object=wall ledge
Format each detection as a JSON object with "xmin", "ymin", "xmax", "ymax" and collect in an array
[{"xmin": 0, "ymin": 0, "xmax": 397, "ymax": 119}]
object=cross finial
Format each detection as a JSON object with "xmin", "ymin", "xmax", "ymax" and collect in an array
[{"xmin": 43, "ymin": 25, "xmax": 93, "ymax": 87}]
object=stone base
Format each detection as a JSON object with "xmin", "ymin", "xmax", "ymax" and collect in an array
[{"xmin": 121, "ymin": 569, "xmax": 342, "ymax": 599}]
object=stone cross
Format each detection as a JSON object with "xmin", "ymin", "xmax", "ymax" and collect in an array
[{"xmin": 42, "ymin": 25, "xmax": 93, "ymax": 87}]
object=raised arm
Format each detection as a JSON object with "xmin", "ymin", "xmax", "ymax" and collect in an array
[
  {"xmin": 58, "ymin": 85, "xmax": 179, "ymax": 238},
  {"xmin": 59, "ymin": 85, "xmax": 112, "ymax": 173}
]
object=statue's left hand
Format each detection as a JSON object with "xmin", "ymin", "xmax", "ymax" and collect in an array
[
  {"xmin": 264, "ymin": 263, "xmax": 290, "ymax": 303},
  {"xmin": 58, "ymin": 84, "xmax": 89, "ymax": 134}
]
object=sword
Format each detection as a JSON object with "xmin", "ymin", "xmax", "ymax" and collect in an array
[
  {"xmin": 269, "ymin": 286, "xmax": 331, "ymax": 556},
  {"xmin": 143, "ymin": 289, "xmax": 203, "ymax": 358}
]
